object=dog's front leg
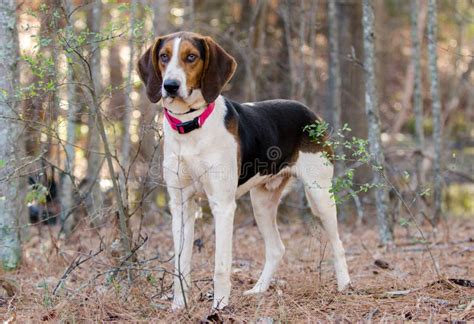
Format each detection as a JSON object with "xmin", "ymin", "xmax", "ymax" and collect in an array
[
  {"xmin": 202, "ymin": 160, "xmax": 238, "ymax": 309},
  {"xmin": 164, "ymin": 159, "xmax": 197, "ymax": 310},
  {"xmin": 170, "ymin": 193, "xmax": 197, "ymax": 310},
  {"xmin": 210, "ymin": 197, "xmax": 236, "ymax": 309}
]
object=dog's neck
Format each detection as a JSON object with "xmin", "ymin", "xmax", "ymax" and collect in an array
[
  {"xmin": 161, "ymin": 90, "xmax": 208, "ymax": 122},
  {"xmin": 163, "ymin": 103, "xmax": 207, "ymax": 122},
  {"xmin": 162, "ymin": 95, "xmax": 226, "ymax": 137}
]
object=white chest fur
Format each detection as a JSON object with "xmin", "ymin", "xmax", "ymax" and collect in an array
[{"xmin": 162, "ymin": 96, "xmax": 239, "ymax": 196}]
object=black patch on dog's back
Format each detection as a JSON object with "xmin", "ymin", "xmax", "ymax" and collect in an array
[{"xmin": 224, "ymin": 98, "xmax": 321, "ymax": 186}]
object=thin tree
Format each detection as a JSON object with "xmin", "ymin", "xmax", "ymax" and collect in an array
[
  {"xmin": 23, "ymin": 1, "xmax": 62, "ymax": 159},
  {"xmin": 362, "ymin": 0, "xmax": 393, "ymax": 243},
  {"xmin": 328, "ymin": 0, "xmax": 347, "ymax": 220},
  {"xmin": 120, "ymin": 0, "xmax": 137, "ymax": 204},
  {"xmin": 0, "ymin": 0, "xmax": 23, "ymax": 269},
  {"xmin": 107, "ymin": 2, "xmax": 125, "ymax": 120},
  {"xmin": 138, "ymin": 0, "xmax": 170, "ymax": 218},
  {"xmin": 427, "ymin": 0, "xmax": 442, "ymax": 224},
  {"xmin": 61, "ymin": 0, "xmax": 79, "ymax": 233},
  {"xmin": 187, "ymin": 0, "xmax": 195, "ymax": 30},
  {"xmin": 281, "ymin": 0, "xmax": 295, "ymax": 98},
  {"xmin": 391, "ymin": 0, "xmax": 427, "ymax": 136},
  {"xmin": 85, "ymin": 0, "xmax": 104, "ymax": 223},
  {"xmin": 152, "ymin": 0, "xmax": 170, "ymax": 36},
  {"xmin": 122, "ymin": 0, "xmax": 138, "ymax": 165},
  {"xmin": 337, "ymin": 0, "xmax": 370, "ymax": 185},
  {"xmin": 444, "ymin": 1, "xmax": 467, "ymax": 126},
  {"xmin": 328, "ymin": 0, "xmax": 342, "ymax": 175},
  {"xmin": 247, "ymin": 0, "xmax": 268, "ymax": 101},
  {"xmin": 308, "ymin": 0, "xmax": 318, "ymax": 108},
  {"xmin": 296, "ymin": 0, "xmax": 308, "ymax": 101},
  {"xmin": 411, "ymin": 0, "xmax": 425, "ymax": 200}
]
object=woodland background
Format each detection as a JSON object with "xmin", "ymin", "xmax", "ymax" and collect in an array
[{"xmin": 0, "ymin": 0, "xmax": 473, "ymax": 321}]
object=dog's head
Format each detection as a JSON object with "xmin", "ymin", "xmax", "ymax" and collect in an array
[{"xmin": 137, "ymin": 32, "xmax": 237, "ymax": 112}]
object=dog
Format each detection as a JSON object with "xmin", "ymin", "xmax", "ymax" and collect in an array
[{"xmin": 137, "ymin": 31, "xmax": 351, "ymax": 310}]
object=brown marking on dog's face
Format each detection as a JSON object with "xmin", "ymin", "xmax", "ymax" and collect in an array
[
  {"xmin": 155, "ymin": 37, "xmax": 174, "ymax": 78},
  {"xmin": 178, "ymin": 38, "xmax": 205, "ymax": 91},
  {"xmin": 137, "ymin": 32, "xmax": 237, "ymax": 105}
]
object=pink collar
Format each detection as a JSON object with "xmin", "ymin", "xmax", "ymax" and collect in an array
[{"xmin": 164, "ymin": 102, "xmax": 215, "ymax": 134}]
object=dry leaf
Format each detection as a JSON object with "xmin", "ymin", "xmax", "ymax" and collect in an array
[{"xmin": 0, "ymin": 278, "xmax": 18, "ymax": 297}]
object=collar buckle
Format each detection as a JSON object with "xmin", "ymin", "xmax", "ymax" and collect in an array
[{"xmin": 176, "ymin": 117, "xmax": 200, "ymax": 134}]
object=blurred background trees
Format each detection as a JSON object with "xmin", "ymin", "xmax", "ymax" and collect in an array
[
  {"xmin": 1, "ymin": 0, "xmax": 473, "ymax": 268},
  {"xmin": 0, "ymin": 0, "xmax": 24, "ymax": 270}
]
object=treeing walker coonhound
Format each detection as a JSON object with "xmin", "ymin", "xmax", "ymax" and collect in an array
[{"xmin": 137, "ymin": 31, "xmax": 350, "ymax": 310}]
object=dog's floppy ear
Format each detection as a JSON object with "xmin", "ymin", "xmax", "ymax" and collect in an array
[
  {"xmin": 200, "ymin": 36, "xmax": 237, "ymax": 103},
  {"xmin": 137, "ymin": 38, "xmax": 164, "ymax": 103}
]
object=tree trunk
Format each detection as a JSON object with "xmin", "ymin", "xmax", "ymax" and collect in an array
[
  {"xmin": 120, "ymin": 0, "xmax": 137, "ymax": 205},
  {"xmin": 85, "ymin": 0, "xmax": 104, "ymax": 223},
  {"xmin": 282, "ymin": 0, "xmax": 295, "ymax": 98},
  {"xmin": 107, "ymin": 1, "xmax": 125, "ymax": 121},
  {"xmin": 85, "ymin": 1, "xmax": 132, "ymax": 259},
  {"xmin": 0, "ymin": 0, "xmax": 22, "ymax": 270},
  {"xmin": 138, "ymin": 0, "xmax": 171, "ymax": 220},
  {"xmin": 391, "ymin": 0, "xmax": 427, "ymax": 136},
  {"xmin": 23, "ymin": 6, "xmax": 52, "ymax": 158},
  {"xmin": 362, "ymin": 0, "xmax": 393, "ymax": 244},
  {"xmin": 328, "ymin": 0, "xmax": 347, "ymax": 221},
  {"xmin": 246, "ymin": 0, "xmax": 268, "ymax": 101},
  {"xmin": 152, "ymin": 0, "xmax": 170, "ymax": 36},
  {"xmin": 337, "ymin": 0, "xmax": 370, "ymax": 185},
  {"xmin": 295, "ymin": 0, "xmax": 308, "ymax": 102},
  {"xmin": 61, "ymin": 0, "xmax": 79, "ymax": 233},
  {"xmin": 308, "ymin": 0, "xmax": 318, "ymax": 109},
  {"xmin": 411, "ymin": 0, "xmax": 425, "ymax": 197},
  {"xmin": 328, "ymin": 0, "xmax": 342, "ymax": 173},
  {"xmin": 427, "ymin": 0, "xmax": 442, "ymax": 224},
  {"xmin": 187, "ymin": 0, "xmax": 195, "ymax": 30}
]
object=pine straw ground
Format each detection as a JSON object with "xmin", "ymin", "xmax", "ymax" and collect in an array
[{"xmin": 0, "ymin": 212, "xmax": 473, "ymax": 322}]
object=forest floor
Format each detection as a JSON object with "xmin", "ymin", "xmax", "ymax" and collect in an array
[{"xmin": 0, "ymin": 212, "xmax": 473, "ymax": 322}]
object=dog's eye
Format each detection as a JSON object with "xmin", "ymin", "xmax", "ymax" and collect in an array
[
  {"xmin": 160, "ymin": 53, "xmax": 169, "ymax": 63},
  {"xmin": 186, "ymin": 54, "xmax": 197, "ymax": 63}
]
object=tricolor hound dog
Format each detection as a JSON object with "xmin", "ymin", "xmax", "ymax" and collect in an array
[{"xmin": 137, "ymin": 31, "xmax": 350, "ymax": 310}]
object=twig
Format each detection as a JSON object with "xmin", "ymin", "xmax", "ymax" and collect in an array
[
  {"xmin": 52, "ymin": 244, "xmax": 104, "ymax": 295},
  {"xmin": 118, "ymin": 234, "xmax": 148, "ymax": 268},
  {"xmin": 94, "ymin": 94, "xmax": 133, "ymax": 258},
  {"xmin": 381, "ymin": 173, "xmax": 441, "ymax": 279}
]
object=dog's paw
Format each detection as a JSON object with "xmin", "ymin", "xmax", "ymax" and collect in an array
[
  {"xmin": 336, "ymin": 275, "xmax": 352, "ymax": 292},
  {"xmin": 171, "ymin": 295, "xmax": 186, "ymax": 311},
  {"xmin": 337, "ymin": 280, "xmax": 352, "ymax": 292},
  {"xmin": 243, "ymin": 284, "xmax": 267, "ymax": 296},
  {"xmin": 212, "ymin": 296, "xmax": 229, "ymax": 310}
]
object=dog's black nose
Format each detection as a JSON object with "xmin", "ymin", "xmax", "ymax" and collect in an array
[{"xmin": 163, "ymin": 79, "xmax": 180, "ymax": 94}]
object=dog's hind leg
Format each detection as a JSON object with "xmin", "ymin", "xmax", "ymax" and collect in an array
[
  {"xmin": 243, "ymin": 177, "xmax": 289, "ymax": 296},
  {"xmin": 296, "ymin": 152, "xmax": 351, "ymax": 291}
]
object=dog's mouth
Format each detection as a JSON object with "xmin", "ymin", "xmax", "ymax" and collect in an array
[
  {"xmin": 163, "ymin": 88, "xmax": 194, "ymax": 101},
  {"xmin": 163, "ymin": 88, "xmax": 204, "ymax": 115}
]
